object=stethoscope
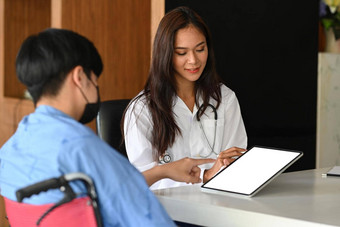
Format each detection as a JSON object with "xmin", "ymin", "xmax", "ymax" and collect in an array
[
  {"xmin": 159, "ymin": 103, "xmax": 218, "ymax": 163},
  {"xmin": 196, "ymin": 104, "xmax": 218, "ymax": 158}
]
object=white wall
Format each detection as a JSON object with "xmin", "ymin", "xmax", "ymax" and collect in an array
[{"xmin": 317, "ymin": 53, "xmax": 340, "ymax": 168}]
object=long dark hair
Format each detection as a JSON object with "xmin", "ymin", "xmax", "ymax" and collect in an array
[{"xmin": 123, "ymin": 6, "xmax": 221, "ymax": 158}]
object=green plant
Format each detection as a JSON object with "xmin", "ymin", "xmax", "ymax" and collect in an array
[{"xmin": 320, "ymin": 0, "xmax": 340, "ymax": 39}]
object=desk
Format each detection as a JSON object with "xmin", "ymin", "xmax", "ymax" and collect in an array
[{"xmin": 153, "ymin": 168, "xmax": 340, "ymax": 227}]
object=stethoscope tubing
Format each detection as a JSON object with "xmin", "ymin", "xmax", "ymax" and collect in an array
[
  {"xmin": 159, "ymin": 103, "xmax": 218, "ymax": 163},
  {"xmin": 197, "ymin": 104, "xmax": 218, "ymax": 158}
]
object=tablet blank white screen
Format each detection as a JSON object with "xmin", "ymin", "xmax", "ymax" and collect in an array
[{"xmin": 203, "ymin": 147, "xmax": 301, "ymax": 195}]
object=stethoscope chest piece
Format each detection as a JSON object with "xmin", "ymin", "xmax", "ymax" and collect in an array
[{"xmin": 159, "ymin": 152, "xmax": 172, "ymax": 164}]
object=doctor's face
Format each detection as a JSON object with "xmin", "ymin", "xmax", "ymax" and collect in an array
[{"xmin": 172, "ymin": 24, "xmax": 208, "ymax": 85}]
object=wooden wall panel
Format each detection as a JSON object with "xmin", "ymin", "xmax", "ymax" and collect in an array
[
  {"xmin": 0, "ymin": 0, "xmax": 4, "ymax": 101},
  {"xmin": 151, "ymin": 0, "xmax": 164, "ymax": 53},
  {"xmin": 4, "ymin": 0, "xmax": 51, "ymax": 98},
  {"xmin": 61, "ymin": 0, "xmax": 151, "ymax": 101}
]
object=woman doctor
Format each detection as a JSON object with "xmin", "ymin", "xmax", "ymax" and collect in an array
[{"xmin": 123, "ymin": 6, "xmax": 247, "ymax": 190}]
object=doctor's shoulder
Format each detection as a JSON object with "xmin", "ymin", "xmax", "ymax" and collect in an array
[
  {"xmin": 219, "ymin": 84, "xmax": 237, "ymax": 104},
  {"xmin": 125, "ymin": 93, "xmax": 153, "ymax": 126}
]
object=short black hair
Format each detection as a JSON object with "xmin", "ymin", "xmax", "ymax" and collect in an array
[{"xmin": 16, "ymin": 28, "xmax": 103, "ymax": 104}]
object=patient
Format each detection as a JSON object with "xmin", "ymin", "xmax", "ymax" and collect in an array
[{"xmin": 0, "ymin": 28, "xmax": 213, "ymax": 226}]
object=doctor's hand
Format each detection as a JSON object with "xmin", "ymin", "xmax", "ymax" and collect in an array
[
  {"xmin": 203, "ymin": 147, "xmax": 246, "ymax": 183},
  {"xmin": 166, "ymin": 157, "xmax": 215, "ymax": 184},
  {"xmin": 143, "ymin": 158, "xmax": 215, "ymax": 187}
]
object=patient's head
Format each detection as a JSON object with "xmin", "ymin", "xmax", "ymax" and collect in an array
[{"xmin": 16, "ymin": 28, "xmax": 103, "ymax": 104}]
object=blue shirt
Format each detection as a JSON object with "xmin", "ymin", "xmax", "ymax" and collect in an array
[{"xmin": 0, "ymin": 105, "xmax": 175, "ymax": 227}]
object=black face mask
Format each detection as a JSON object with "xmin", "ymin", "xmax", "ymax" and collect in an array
[{"xmin": 78, "ymin": 80, "xmax": 101, "ymax": 124}]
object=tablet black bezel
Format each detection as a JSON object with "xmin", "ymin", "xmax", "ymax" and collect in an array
[{"xmin": 201, "ymin": 145, "xmax": 304, "ymax": 197}]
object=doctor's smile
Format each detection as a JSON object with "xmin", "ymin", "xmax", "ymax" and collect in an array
[{"xmin": 185, "ymin": 67, "xmax": 200, "ymax": 73}]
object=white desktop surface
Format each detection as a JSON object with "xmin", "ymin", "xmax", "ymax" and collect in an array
[{"xmin": 153, "ymin": 168, "xmax": 340, "ymax": 227}]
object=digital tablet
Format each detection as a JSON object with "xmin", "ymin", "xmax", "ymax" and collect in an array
[{"xmin": 201, "ymin": 146, "xmax": 303, "ymax": 197}]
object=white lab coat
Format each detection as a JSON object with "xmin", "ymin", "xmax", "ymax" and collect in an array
[{"xmin": 124, "ymin": 84, "xmax": 247, "ymax": 190}]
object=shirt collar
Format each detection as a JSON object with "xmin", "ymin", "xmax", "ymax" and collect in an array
[
  {"xmin": 35, "ymin": 105, "xmax": 73, "ymax": 120},
  {"xmin": 173, "ymin": 95, "xmax": 203, "ymax": 117}
]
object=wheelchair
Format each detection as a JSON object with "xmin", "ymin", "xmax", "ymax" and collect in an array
[{"xmin": 4, "ymin": 172, "xmax": 102, "ymax": 227}]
